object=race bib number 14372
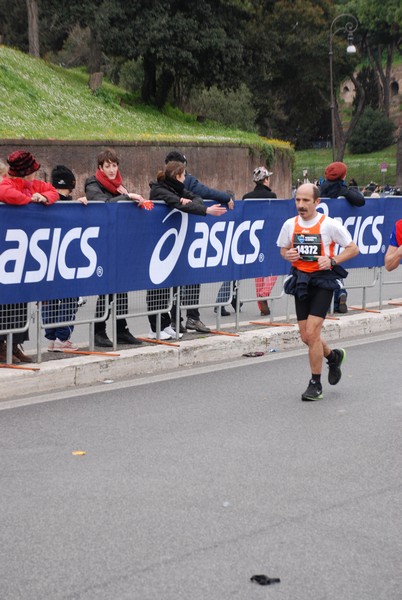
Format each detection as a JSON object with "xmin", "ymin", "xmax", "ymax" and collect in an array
[{"xmin": 293, "ymin": 233, "xmax": 322, "ymax": 261}]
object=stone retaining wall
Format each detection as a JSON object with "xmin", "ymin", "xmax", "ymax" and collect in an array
[{"xmin": 0, "ymin": 140, "xmax": 293, "ymax": 200}]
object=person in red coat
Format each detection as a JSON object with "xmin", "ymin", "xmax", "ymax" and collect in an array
[
  {"xmin": 0, "ymin": 150, "xmax": 58, "ymax": 205},
  {"xmin": 0, "ymin": 150, "xmax": 59, "ymax": 364}
]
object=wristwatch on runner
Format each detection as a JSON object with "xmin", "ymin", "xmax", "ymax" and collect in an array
[{"xmin": 330, "ymin": 257, "xmax": 337, "ymax": 268}]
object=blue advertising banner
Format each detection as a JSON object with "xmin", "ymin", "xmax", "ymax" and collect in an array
[{"xmin": 0, "ymin": 197, "xmax": 401, "ymax": 303}]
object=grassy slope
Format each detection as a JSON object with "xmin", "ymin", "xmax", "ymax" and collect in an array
[
  {"xmin": 0, "ymin": 45, "xmax": 292, "ymax": 169},
  {"xmin": 0, "ymin": 46, "xmax": 239, "ymax": 140}
]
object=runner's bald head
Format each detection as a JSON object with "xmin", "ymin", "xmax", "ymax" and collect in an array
[{"xmin": 297, "ymin": 182, "xmax": 320, "ymax": 201}]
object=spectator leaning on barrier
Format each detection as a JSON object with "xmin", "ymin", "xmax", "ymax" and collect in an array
[
  {"xmin": 164, "ymin": 151, "xmax": 234, "ymax": 329},
  {"xmin": 319, "ymin": 161, "xmax": 365, "ymax": 207},
  {"xmin": 149, "ymin": 160, "xmax": 227, "ymax": 336},
  {"xmin": 0, "ymin": 150, "xmax": 59, "ymax": 206},
  {"xmin": 85, "ymin": 148, "xmax": 146, "ymax": 348},
  {"xmin": 42, "ymin": 165, "xmax": 87, "ymax": 352},
  {"xmin": 165, "ymin": 151, "xmax": 234, "ymax": 208},
  {"xmin": 243, "ymin": 166, "xmax": 278, "ymax": 316},
  {"xmin": 0, "ymin": 150, "xmax": 59, "ymax": 364},
  {"xmin": 319, "ymin": 161, "xmax": 365, "ymax": 314}
]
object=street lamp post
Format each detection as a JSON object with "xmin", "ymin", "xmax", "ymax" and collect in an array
[{"xmin": 329, "ymin": 13, "xmax": 358, "ymax": 161}]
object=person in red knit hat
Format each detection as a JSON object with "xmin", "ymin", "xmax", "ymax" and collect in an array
[
  {"xmin": 319, "ymin": 161, "xmax": 365, "ymax": 207},
  {"xmin": 0, "ymin": 150, "xmax": 58, "ymax": 205},
  {"xmin": 319, "ymin": 161, "xmax": 365, "ymax": 313},
  {"xmin": 0, "ymin": 150, "xmax": 59, "ymax": 364}
]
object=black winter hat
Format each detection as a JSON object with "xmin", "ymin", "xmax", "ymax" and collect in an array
[
  {"xmin": 165, "ymin": 151, "xmax": 187, "ymax": 165},
  {"xmin": 51, "ymin": 165, "xmax": 76, "ymax": 190}
]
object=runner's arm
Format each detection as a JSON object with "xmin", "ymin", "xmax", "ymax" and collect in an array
[
  {"xmin": 280, "ymin": 246, "xmax": 300, "ymax": 262},
  {"xmin": 318, "ymin": 241, "xmax": 359, "ymax": 270},
  {"xmin": 384, "ymin": 245, "xmax": 402, "ymax": 272}
]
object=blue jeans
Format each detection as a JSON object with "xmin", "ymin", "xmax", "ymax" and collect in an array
[
  {"xmin": 42, "ymin": 298, "xmax": 78, "ymax": 341},
  {"xmin": 333, "ymin": 287, "xmax": 347, "ymax": 311},
  {"xmin": 216, "ymin": 281, "xmax": 231, "ymax": 303}
]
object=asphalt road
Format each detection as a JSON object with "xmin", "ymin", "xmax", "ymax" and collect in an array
[{"xmin": 1, "ymin": 333, "xmax": 401, "ymax": 600}]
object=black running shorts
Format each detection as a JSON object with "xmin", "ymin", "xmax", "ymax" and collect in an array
[{"xmin": 294, "ymin": 285, "xmax": 334, "ymax": 321}]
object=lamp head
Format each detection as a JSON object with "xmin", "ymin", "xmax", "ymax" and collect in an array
[{"xmin": 346, "ymin": 31, "xmax": 356, "ymax": 53}]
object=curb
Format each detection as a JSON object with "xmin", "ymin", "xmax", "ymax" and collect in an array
[{"xmin": 1, "ymin": 306, "xmax": 402, "ymax": 401}]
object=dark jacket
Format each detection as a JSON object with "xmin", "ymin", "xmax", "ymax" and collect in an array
[
  {"xmin": 319, "ymin": 179, "xmax": 365, "ymax": 207},
  {"xmin": 184, "ymin": 172, "xmax": 231, "ymax": 204},
  {"xmin": 242, "ymin": 183, "xmax": 277, "ymax": 200},
  {"xmin": 284, "ymin": 265, "xmax": 348, "ymax": 300},
  {"xmin": 149, "ymin": 179, "xmax": 208, "ymax": 216},
  {"xmin": 85, "ymin": 176, "xmax": 129, "ymax": 202}
]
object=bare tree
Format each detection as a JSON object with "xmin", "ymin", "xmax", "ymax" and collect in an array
[{"xmin": 26, "ymin": 0, "xmax": 40, "ymax": 57}]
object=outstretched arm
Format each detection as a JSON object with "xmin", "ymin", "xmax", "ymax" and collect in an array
[{"xmin": 206, "ymin": 204, "xmax": 227, "ymax": 216}]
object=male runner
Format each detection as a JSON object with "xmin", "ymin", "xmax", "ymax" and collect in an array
[{"xmin": 276, "ymin": 183, "xmax": 359, "ymax": 401}]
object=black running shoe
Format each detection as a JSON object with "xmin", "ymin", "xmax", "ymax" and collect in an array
[
  {"xmin": 301, "ymin": 379, "xmax": 323, "ymax": 401},
  {"xmin": 327, "ymin": 348, "xmax": 346, "ymax": 385}
]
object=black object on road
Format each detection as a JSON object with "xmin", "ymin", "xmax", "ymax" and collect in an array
[{"xmin": 250, "ymin": 574, "xmax": 281, "ymax": 586}]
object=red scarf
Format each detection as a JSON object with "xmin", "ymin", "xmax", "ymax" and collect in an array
[{"xmin": 95, "ymin": 168, "xmax": 128, "ymax": 195}]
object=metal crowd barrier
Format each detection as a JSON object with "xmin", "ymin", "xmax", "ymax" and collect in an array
[
  {"xmin": 0, "ymin": 303, "xmax": 31, "ymax": 364},
  {"xmin": 333, "ymin": 266, "xmax": 379, "ymax": 310},
  {"xmin": 1, "ymin": 266, "xmax": 401, "ymax": 364},
  {"xmin": 378, "ymin": 263, "xmax": 402, "ymax": 309}
]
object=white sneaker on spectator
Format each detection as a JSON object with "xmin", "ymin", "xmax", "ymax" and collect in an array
[
  {"xmin": 53, "ymin": 339, "xmax": 79, "ymax": 352},
  {"xmin": 163, "ymin": 325, "xmax": 183, "ymax": 339},
  {"xmin": 148, "ymin": 329, "xmax": 172, "ymax": 340},
  {"xmin": 47, "ymin": 340, "xmax": 55, "ymax": 352}
]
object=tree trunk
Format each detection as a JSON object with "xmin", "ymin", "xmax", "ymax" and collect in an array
[
  {"xmin": 367, "ymin": 42, "xmax": 394, "ymax": 118},
  {"xmin": 89, "ymin": 72, "xmax": 103, "ymax": 91},
  {"xmin": 89, "ymin": 29, "xmax": 102, "ymax": 74},
  {"xmin": 155, "ymin": 70, "xmax": 174, "ymax": 109},
  {"xmin": 26, "ymin": 0, "xmax": 40, "ymax": 58},
  {"xmin": 141, "ymin": 54, "xmax": 156, "ymax": 104},
  {"xmin": 383, "ymin": 46, "xmax": 394, "ymax": 118},
  {"xmin": 366, "ymin": 44, "xmax": 384, "ymax": 113},
  {"xmin": 333, "ymin": 104, "xmax": 346, "ymax": 161},
  {"xmin": 88, "ymin": 28, "xmax": 102, "ymax": 91},
  {"xmin": 333, "ymin": 74, "xmax": 365, "ymax": 161}
]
